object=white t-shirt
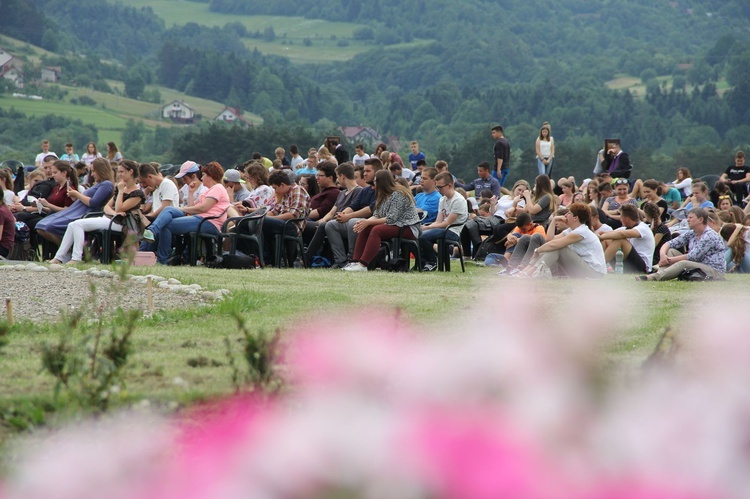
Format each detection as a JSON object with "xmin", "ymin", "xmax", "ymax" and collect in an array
[
  {"xmin": 595, "ymin": 223, "xmax": 613, "ymax": 235},
  {"xmin": 3, "ymin": 189, "xmax": 15, "ymax": 206},
  {"xmin": 152, "ymin": 178, "xmax": 180, "ymax": 213},
  {"xmin": 290, "ymin": 155, "xmax": 304, "ymax": 170},
  {"xmin": 353, "ymin": 153, "xmax": 370, "ymax": 166},
  {"xmin": 179, "ymin": 183, "xmax": 208, "ymax": 207},
  {"xmin": 538, "ymin": 138, "xmax": 553, "ymax": 158},
  {"xmin": 400, "ymin": 169, "xmax": 416, "ymax": 181},
  {"xmin": 619, "ymin": 221, "xmax": 655, "ymax": 271},
  {"xmin": 35, "ymin": 151, "xmax": 56, "ymax": 165},
  {"xmin": 494, "ymin": 195, "xmax": 526, "ymax": 219},
  {"xmin": 438, "ymin": 192, "xmax": 469, "ymax": 236},
  {"xmin": 564, "ymin": 224, "xmax": 607, "ymax": 274}
]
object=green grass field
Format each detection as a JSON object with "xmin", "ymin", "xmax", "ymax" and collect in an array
[
  {"xmin": 2, "ymin": 263, "xmax": 747, "ymax": 422},
  {"xmin": 118, "ymin": 0, "xmax": 430, "ymax": 64}
]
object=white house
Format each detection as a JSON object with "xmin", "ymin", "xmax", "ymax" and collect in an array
[
  {"xmin": 215, "ymin": 106, "xmax": 253, "ymax": 127},
  {"xmin": 0, "ymin": 49, "xmax": 24, "ymax": 88},
  {"xmin": 40, "ymin": 66, "xmax": 61, "ymax": 83},
  {"xmin": 162, "ymin": 100, "xmax": 195, "ymax": 124}
]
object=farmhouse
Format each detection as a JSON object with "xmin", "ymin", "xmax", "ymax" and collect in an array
[
  {"xmin": 215, "ymin": 106, "xmax": 253, "ymax": 127},
  {"xmin": 40, "ymin": 66, "xmax": 61, "ymax": 83},
  {"xmin": 340, "ymin": 126, "xmax": 381, "ymax": 145},
  {"xmin": 0, "ymin": 49, "xmax": 24, "ymax": 88},
  {"xmin": 162, "ymin": 100, "xmax": 196, "ymax": 124}
]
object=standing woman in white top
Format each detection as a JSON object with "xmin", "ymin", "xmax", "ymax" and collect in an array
[
  {"xmin": 81, "ymin": 142, "xmax": 102, "ymax": 166},
  {"xmin": 535, "ymin": 124, "xmax": 555, "ymax": 176}
]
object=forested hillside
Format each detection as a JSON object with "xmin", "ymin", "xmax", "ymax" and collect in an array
[{"xmin": 1, "ymin": 0, "xmax": 749, "ymax": 181}]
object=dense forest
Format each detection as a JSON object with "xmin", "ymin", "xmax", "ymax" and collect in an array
[{"xmin": 1, "ymin": 0, "xmax": 750, "ymax": 182}]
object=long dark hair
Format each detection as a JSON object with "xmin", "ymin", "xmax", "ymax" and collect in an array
[
  {"xmin": 374, "ymin": 169, "xmax": 413, "ymax": 209},
  {"xmin": 52, "ymin": 160, "xmax": 79, "ymax": 191}
]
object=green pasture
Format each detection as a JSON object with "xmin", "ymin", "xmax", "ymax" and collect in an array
[{"xmin": 118, "ymin": 0, "xmax": 429, "ymax": 63}]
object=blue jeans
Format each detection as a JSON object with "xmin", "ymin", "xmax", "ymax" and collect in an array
[
  {"xmin": 147, "ymin": 207, "xmax": 219, "ymax": 264},
  {"xmin": 495, "ymin": 168, "xmax": 509, "ymax": 188},
  {"xmin": 418, "ymin": 228, "xmax": 460, "ymax": 265},
  {"xmin": 537, "ymin": 157, "xmax": 553, "ymax": 176}
]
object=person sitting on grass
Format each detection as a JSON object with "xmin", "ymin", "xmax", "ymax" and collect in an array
[
  {"xmin": 598, "ymin": 204, "xmax": 655, "ymax": 274},
  {"xmin": 517, "ymin": 202, "xmax": 607, "ymax": 279},
  {"xmin": 417, "ymin": 172, "xmax": 469, "ymax": 271},
  {"xmin": 641, "ymin": 201, "xmax": 672, "ymax": 268},
  {"xmin": 495, "ymin": 212, "xmax": 548, "ymax": 273},
  {"xmin": 720, "ymin": 223, "xmax": 750, "ymax": 273},
  {"xmin": 637, "ymin": 208, "xmax": 725, "ymax": 281}
]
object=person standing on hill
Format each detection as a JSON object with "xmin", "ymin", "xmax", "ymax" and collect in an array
[
  {"xmin": 535, "ymin": 124, "xmax": 555, "ymax": 176},
  {"xmin": 491, "ymin": 125, "xmax": 510, "ymax": 187}
]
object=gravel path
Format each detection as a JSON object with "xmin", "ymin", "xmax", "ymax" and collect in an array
[{"xmin": 0, "ymin": 263, "xmax": 228, "ymax": 324}]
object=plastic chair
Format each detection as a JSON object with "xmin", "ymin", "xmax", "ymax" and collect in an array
[
  {"xmin": 188, "ymin": 209, "xmax": 229, "ymax": 266},
  {"xmin": 699, "ymin": 174, "xmax": 720, "ymax": 192},
  {"xmin": 436, "ymin": 223, "xmax": 465, "ymax": 272},
  {"xmin": 221, "ymin": 208, "xmax": 267, "ymax": 266},
  {"xmin": 274, "ymin": 217, "xmax": 307, "ymax": 268},
  {"xmin": 380, "ymin": 226, "xmax": 422, "ymax": 271}
]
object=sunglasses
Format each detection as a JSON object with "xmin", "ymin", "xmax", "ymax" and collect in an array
[{"xmin": 614, "ymin": 179, "xmax": 628, "ymax": 185}]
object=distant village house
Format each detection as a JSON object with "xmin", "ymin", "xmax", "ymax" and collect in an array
[
  {"xmin": 340, "ymin": 126, "xmax": 381, "ymax": 145},
  {"xmin": 40, "ymin": 66, "xmax": 61, "ymax": 83},
  {"xmin": 215, "ymin": 106, "xmax": 253, "ymax": 127},
  {"xmin": 0, "ymin": 49, "xmax": 24, "ymax": 88},
  {"xmin": 162, "ymin": 100, "xmax": 195, "ymax": 124}
]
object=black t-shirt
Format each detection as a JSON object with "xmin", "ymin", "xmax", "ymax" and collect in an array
[
  {"xmin": 493, "ymin": 138, "xmax": 510, "ymax": 171},
  {"xmin": 652, "ymin": 223, "xmax": 672, "ymax": 265},
  {"xmin": 22, "ymin": 178, "xmax": 55, "ymax": 205},
  {"xmin": 724, "ymin": 164, "xmax": 750, "ymax": 181}
]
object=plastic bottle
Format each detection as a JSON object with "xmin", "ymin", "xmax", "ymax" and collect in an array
[{"xmin": 615, "ymin": 248, "xmax": 624, "ymax": 274}]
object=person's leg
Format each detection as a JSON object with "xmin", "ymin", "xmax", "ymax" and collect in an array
[
  {"xmin": 51, "ymin": 220, "xmax": 82, "ymax": 263},
  {"xmin": 739, "ymin": 250, "xmax": 750, "ymax": 273},
  {"xmin": 545, "ymin": 158, "xmax": 553, "ymax": 176},
  {"xmin": 518, "ymin": 233, "xmax": 546, "ymax": 268},
  {"xmin": 556, "ymin": 246, "xmax": 604, "ymax": 279},
  {"xmin": 359, "ymin": 225, "xmax": 412, "ymax": 266},
  {"xmin": 418, "ymin": 228, "xmax": 446, "ymax": 265},
  {"xmin": 603, "ymin": 238, "xmax": 634, "ymax": 263},
  {"xmin": 345, "ymin": 218, "xmax": 361, "ymax": 261},
  {"xmin": 537, "ymin": 158, "xmax": 545, "ymax": 176},
  {"xmin": 651, "ymin": 260, "xmax": 722, "ymax": 281},
  {"xmin": 351, "ymin": 225, "xmax": 373, "ymax": 262},
  {"xmin": 147, "ymin": 207, "xmax": 183, "ymax": 238},
  {"xmin": 324, "ymin": 221, "xmax": 349, "ymax": 266},
  {"xmin": 70, "ymin": 217, "xmax": 121, "ymax": 262},
  {"xmin": 498, "ymin": 168, "xmax": 509, "ymax": 188},
  {"xmin": 155, "ymin": 213, "xmax": 195, "ymax": 264},
  {"xmin": 262, "ymin": 217, "xmax": 286, "ymax": 265},
  {"xmin": 304, "ymin": 221, "xmax": 328, "ymax": 263},
  {"xmin": 507, "ymin": 234, "xmax": 532, "ymax": 269}
]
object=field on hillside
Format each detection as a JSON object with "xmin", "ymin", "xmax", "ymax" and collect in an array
[
  {"xmin": 605, "ymin": 74, "xmax": 730, "ymax": 97},
  {"xmin": 118, "ymin": 0, "xmax": 429, "ymax": 63}
]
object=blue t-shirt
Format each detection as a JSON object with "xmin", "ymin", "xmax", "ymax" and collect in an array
[
  {"xmin": 684, "ymin": 200, "xmax": 714, "ymax": 210},
  {"xmin": 414, "ymin": 189, "xmax": 441, "ymax": 224},
  {"xmin": 408, "ymin": 152, "xmax": 426, "ymax": 171}
]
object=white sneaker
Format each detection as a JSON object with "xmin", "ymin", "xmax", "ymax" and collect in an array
[{"xmin": 343, "ymin": 262, "xmax": 367, "ymax": 272}]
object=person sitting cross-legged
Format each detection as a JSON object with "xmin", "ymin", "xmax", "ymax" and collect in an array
[
  {"xmin": 142, "ymin": 162, "xmax": 230, "ymax": 265},
  {"xmin": 495, "ymin": 212, "xmax": 547, "ymax": 275},
  {"xmin": 418, "ymin": 172, "xmax": 469, "ymax": 271},
  {"xmin": 598, "ymin": 203, "xmax": 655, "ymax": 274},
  {"xmin": 637, "ymin": 207, "xmax": 725, "ymax": 281}
]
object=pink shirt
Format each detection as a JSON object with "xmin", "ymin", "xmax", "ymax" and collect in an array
[{"xmin": 198, "ymin": 183, "xmax": 230, "ymax": 231}]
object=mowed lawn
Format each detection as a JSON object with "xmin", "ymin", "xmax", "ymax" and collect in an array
[{"xmin": 2, "ymin": 263, "xmax": 747, "ymax": 410}]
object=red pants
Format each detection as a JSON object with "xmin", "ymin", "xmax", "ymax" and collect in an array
[{"xmin": 353, "ymin": 224, "xmax": 415, "ymax": 265}]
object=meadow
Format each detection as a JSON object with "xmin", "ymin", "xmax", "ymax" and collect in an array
[
  {"xmin": 118, "ymin": 0, "xmax": 430, "ymax": 64},
  {"xmin": 1, "ymin": 260, "xmax": 745, "ymax": 443}
]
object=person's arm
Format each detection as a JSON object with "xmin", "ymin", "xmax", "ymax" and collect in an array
[
  {"xmin": 549, "ymin": 137, "xmax": 555, "ymax": 160},
  {"xmin": 525, "ymin": 193, "xmax": 548, "ymax": 216},
  {"xmin": 68, "ymin": 182, "xmax": 112, "ymax": 208},
  {"xmin": 734, "ymin": 172, "xmax": 750, "ymax": 184},
  {"xmin": 600, "ymin": 228, "xmax": 640, "ymax": 241},
  {"xmin": 182, "ymin": 196, "xmax": 217, "ymax": 215},
  {"xmin": 319, "ymin": 205, "xmax": 338, "ymax": 223},
  {"xmin": 425, "ymin": 212, "xmax": 458, "ymax": 230},
  {"xmin": 535, "ymin": 138, "xmax": 542, "ymax": 159},
  {"xmin": 113, "ymin": 186, "xmax": 141, "ymax": 214},
  {"xmin": 353, "ymin": 216, "xmax": 386, "ymax": 233},
  {"xmin": 491, "ymin": 178, "xmax": 501, "ymax": 197},
  {"xmin": 150, "ymin": 199, "xmax": 172, "ymax": 218},
  {"xmin": 537, "ymin": 232, "xmax": 583, "ymax": 253},
  {"xmin": 726, "ymin": 224, "xmax": 744, "ymax": 247}
]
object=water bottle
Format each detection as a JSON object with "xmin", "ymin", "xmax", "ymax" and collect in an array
[{"xmin": 615, "ymin": 248, "xmax": 624, "ymax": 274}]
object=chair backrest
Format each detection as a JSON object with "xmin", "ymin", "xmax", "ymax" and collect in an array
[
  {"xmin": 699, "ymin": 174, "xmax": 720, "ymax": 192},
  {"xmin": 237, "ymin": 207, "xmax": 268, "ymax": 237}
]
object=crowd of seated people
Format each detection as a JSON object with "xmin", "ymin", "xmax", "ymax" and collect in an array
[{"xmin": 2, "ymin": 138, "xmax": 750, "ymax": 281}]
